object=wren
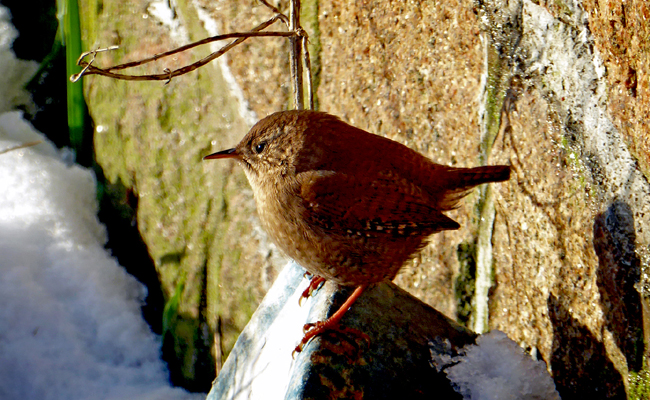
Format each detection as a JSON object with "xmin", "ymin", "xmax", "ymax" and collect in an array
[{"xmin": 204, "ymin": 110, "xmax": 511, "ymax": 352}]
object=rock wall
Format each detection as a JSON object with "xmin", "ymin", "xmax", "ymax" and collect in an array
[{"xmin": 80, "ymin": 0, "xmax": 650, "ymax": 396}]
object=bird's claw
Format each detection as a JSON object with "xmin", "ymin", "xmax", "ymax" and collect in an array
[
  {"xmin": 293, "ymin": 322, "xmax": 370, "ymax": 356},
  {"xmin": 302, "ymin": 321, "xmax": 320, "ymax": 334},
  {"xmin": 298, "ymin": 275, "xmax": 326, "ymax": 306},
  {"xmin": 293, "ymin": 322, "xmax": 324, "ymax": 354}
]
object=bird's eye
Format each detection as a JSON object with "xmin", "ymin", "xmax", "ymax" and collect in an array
[{"xmin": 254, "ymin": 141, "xmax": 267, "ymax": 154}]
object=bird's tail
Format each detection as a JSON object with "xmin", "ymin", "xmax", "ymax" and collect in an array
[
  {"xmin": 435, "ymin": 165, "xmax": 511, "ymax": 210},
  {"xmin": 457, "ymin": 165, "xmax": 511, "ymax": 187}
]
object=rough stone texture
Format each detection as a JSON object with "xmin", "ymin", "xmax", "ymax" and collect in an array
[
  {"xmin": 78, "ymin": 0, "xmax": 287, "ymax": 390},
  {"xmin": 580, "ymin": 0, "xmax": 650, "ymax": 181},
  {"xmin": 482, "ymin": 0, "xmax": 650, "ymax": 398},
  {"xmin": 208, "ymin": 262, "xmax": 475, "ymax": 400},
  {"xmin": 195, "ymin": 0, "xmax": 292, "ymax": 119},
  {"xmin": 79, "ymin": 0, "xmax": 650, "ymax": 396}
]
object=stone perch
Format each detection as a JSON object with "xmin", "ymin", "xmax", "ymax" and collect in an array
[{"xmin": 207, "ymin": 262, "xmax": 477, "ymax": 399}]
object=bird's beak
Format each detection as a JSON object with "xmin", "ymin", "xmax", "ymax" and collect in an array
[{"xmin": 203, "ymin": 148, "xmax": 239, "ymax": 160}]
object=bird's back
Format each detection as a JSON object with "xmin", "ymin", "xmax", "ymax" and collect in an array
[{"xmin": 294, "ymin": 111, "xmax": 510, "ymax": 210}]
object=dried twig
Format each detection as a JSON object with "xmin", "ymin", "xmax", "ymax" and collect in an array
[
  {"xmin": 0, "ymin": 141, "xmax": 42, "ymax": 156},
  {"xmin": 257, "ymin": 0, "xmax": 289, "ymax": 24},
  {"xmin": 71, "ymin": 0, "xmax": 314, "ymax": 110},
  {"xmin": 70, "ymin": 46, "xmax": 119, "ymax": 82},
  {"xmin": 289, "ymin": 0, "xmax": 303, "ymax": 109},
  {"xmin": 301, "ymin": 34, "xmax": 313, "ymax": 110},
  {"xmin": 73, "ymin": 21, "xmax": 294, "ymax": 82}
]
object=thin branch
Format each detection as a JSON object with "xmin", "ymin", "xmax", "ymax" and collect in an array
[
  {"xmin": 73, "ymin": 16, "xmax": 291, "ymax": 82},
  {"xmin": 107, "ymin": 27, "xmax": 287, "ymax": 72},
  {"xmin": 258, "ymin": 0, "xmax": 290, "ymax": 26},
  {"xmin": 71, "ymin": 0, "xmax": 314, "ymax": 111},
  {"xmin": 289, "ymin": 0, "xmax": 304, "ymax": 109},
  {"xmin": 301, "ymin": 34, "xmax": 313, "ymax": 110},
  {"xmin": 0, "ymin": 141, "xmax": 42, "ymax": 156}
]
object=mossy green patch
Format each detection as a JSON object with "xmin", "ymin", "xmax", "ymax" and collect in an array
[
  {"xmin": 455, "ymin": 240, "xmax": 477, "ymax": 327},
  {"xmin": 79, "ymin": 0, "xmax": 272, "ymax": 389},
  {"xmin": 629, "ymin": 359, "xmax": 650, "ymax": 400}
]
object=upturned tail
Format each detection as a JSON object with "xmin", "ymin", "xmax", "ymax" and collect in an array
[
  {"xmin": 460, "ymin": 165, "xmax": 511, "ymax": 187},
  {"xmin": 434, "ymin": 165, "xmax": 511, "ymax": 210}
]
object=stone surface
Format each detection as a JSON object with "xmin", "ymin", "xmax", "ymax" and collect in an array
[
  {"xmin": 482, "ymin": 1, "xmax": 650, "ymax": 397},
  {"xmin": 580, "ymin": 0, "xmax": 650, "ymax": 182},
  {"xmin": 78, "ymin": 0, "xmax": 288, "ymax": 390},
  {"xmin": 208, "ymin": 262, "xmax": 475, "ymax": 400},
  {"xmin": 79, "ymin": 0, "xmax": 650, "ymax": 395}
]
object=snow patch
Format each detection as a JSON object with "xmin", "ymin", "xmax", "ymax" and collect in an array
[{"xmin": 443, "ymin": 331, "xmax": 560, "ymax": 400}]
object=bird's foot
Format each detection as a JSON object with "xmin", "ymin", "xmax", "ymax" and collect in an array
[
  {"xmin": 292, "ymin": 284, "xmax": 369, "ymax": 356},
  {"xmin": 292, "ymin": 321, "xmax": 370, "ymax": 356},
  {"xmin": 299, "ymin": 275, "xmax": 326, "ymax": 306}
]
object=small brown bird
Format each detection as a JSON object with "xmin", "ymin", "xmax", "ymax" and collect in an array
[{"xmin": 204, "ymin": 110, "xmax": 510, "ymax": 352}]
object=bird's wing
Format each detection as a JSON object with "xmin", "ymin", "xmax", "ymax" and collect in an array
[{"xmin": 298, "ymin": 170, "xmax": 460, "ymax": 238}]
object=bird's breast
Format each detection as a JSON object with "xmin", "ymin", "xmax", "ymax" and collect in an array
[{"xmin": 253, "ymin": 181, "xmax": 318, "ymax": 266}]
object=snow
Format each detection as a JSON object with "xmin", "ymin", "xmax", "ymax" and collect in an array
[
  {"xmin": 0, "ymin": 5, "xmax": 201, "ymax": 400},
  {"xmin": 443, "ymin": 331, "xmax": 560, "ymax": 400}
]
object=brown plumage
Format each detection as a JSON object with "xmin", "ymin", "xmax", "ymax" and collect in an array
[{"xmin": 204, "ymin": 110, "xmax": 510, "ymax": 351}]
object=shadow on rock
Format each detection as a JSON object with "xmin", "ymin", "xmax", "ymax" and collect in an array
[
  {"xmin": 548, "ymin": 294, "xmax": 625, "ymax": 399},
  {"xmin": 593, "ymin": 199, "xmax": 643, "ymax": 372}
]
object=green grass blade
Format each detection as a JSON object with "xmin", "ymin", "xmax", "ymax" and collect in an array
[{"xmin": 58, "ymin": 0, "xmax": 89, "ymax": 165}]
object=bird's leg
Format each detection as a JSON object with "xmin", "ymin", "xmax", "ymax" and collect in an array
[
  {"xmin": 299, "ymin": 275, "xmax": 326, "ymax": 305},
  {"xmin": 294, "ymin": 284, "xmax": 368, "ymax": 354}
]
